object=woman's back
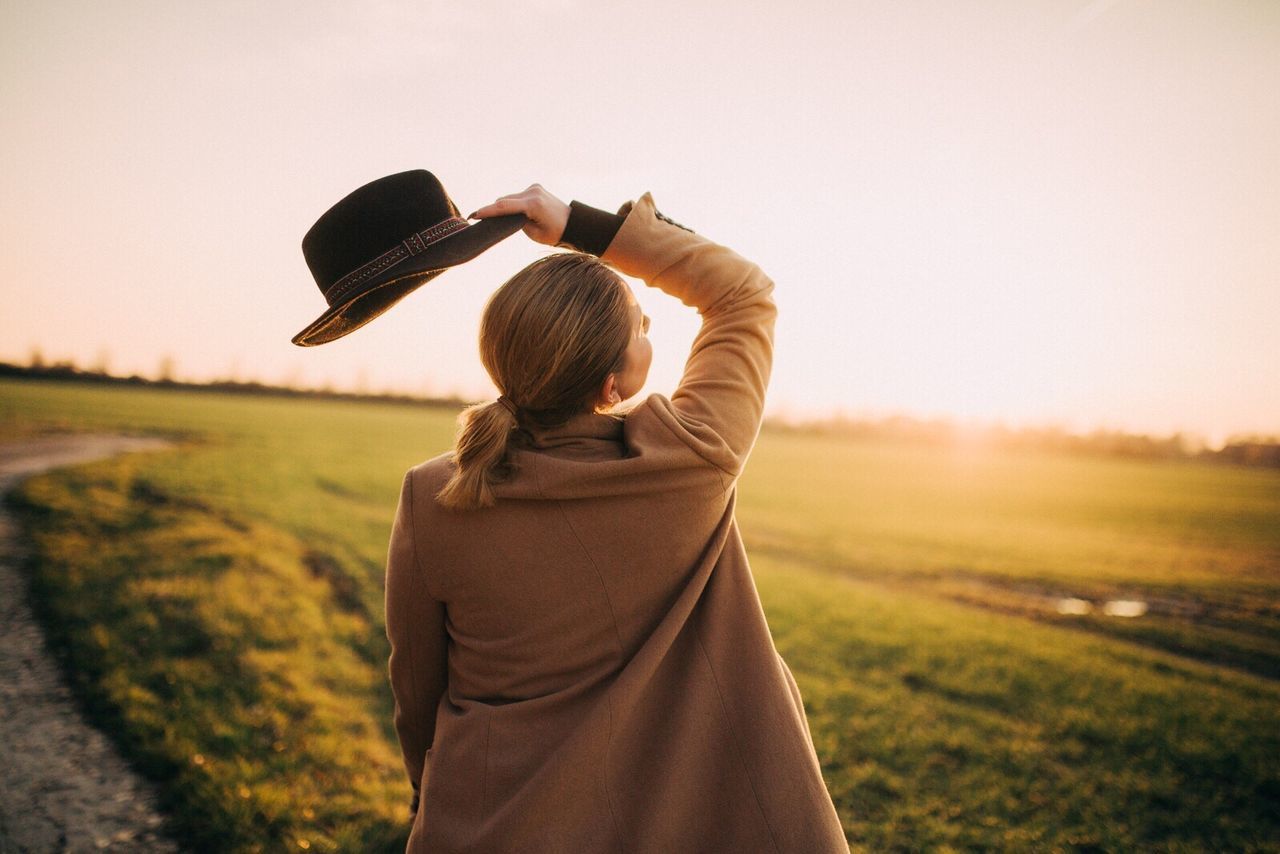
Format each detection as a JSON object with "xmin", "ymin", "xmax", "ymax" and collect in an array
[
  {"xmin": 414, "ymin": 409, "xmax": 727, "ymax": 704},
  {"xmin": 385, "ymin": 192, "xmax": 848, "ymax": 852}
]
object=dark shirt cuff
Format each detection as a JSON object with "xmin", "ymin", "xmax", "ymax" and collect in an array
[{"xmin": 557, "ymin": 200, "xmax": 626, "ymax": 256}]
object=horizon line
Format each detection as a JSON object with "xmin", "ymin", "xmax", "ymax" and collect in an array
[{"xmin": 4, "ymin": 359, "xmax": 1278, "ymax": 454}]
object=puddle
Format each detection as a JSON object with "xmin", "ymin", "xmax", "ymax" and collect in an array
[
  {"xmin": 1102, "ymin": 600, "xmax": 1149, "ymax": 618},
  {"xmin": 1055, "ymin": 597, "xmax": 1149, "ymax": 618}
]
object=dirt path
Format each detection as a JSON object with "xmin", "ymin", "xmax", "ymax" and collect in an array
[{"xmin": 0, "ymin": 434, "xmax": 179, "ymax": 853}]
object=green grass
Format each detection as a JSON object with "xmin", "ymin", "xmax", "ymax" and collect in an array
[
  {"xmin": 738, "ymin": 429, "xmax": 1280, "ymax": 590},
  {"xmin": 737, "ymin": 430, "xmax": 1280, "ymax": 680},
  {"xmin": 2, "ymin": 377, "xmax": 1278, "ymax": 851},
  {"xmin": 756, "ymin": 558, "xmax": 1279, "ymax": 851}
]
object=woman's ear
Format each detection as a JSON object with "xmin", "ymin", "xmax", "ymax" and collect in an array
[{"xmin": 598, "ymin": 373, "xmax": 621, "ymax": 408}]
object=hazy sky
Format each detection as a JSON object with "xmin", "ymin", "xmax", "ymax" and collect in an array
[{"xmin": 2, "ymin": 0, "xmax": 1277, "ymax": 443}]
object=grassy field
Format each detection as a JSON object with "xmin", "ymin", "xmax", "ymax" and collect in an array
[{"xmin": 2, "ymin": 377, "xmax": 1277, "ymax": 851}]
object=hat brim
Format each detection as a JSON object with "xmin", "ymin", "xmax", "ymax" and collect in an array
[{"xmin": 291, "ymin": 213, "xmax": 526, "ymax": 347}]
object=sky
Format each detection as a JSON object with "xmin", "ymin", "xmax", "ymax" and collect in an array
[{"xmin": 2, "ymin": 0, "xmax": 1277, "ymax": 445}]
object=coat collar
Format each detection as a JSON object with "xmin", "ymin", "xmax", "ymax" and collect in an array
[{"xmin": 517, "ymin": 410, "xmax": 625, "ymax": 451}]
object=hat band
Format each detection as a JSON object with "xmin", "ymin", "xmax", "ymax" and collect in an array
[{"xmin": 324, "ymin": 217, "xmax": 470, "ymax": 305}]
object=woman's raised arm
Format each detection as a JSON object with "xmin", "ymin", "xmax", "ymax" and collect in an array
[
  {"xmin": 473, "ymin": 187, "xmax": 777, "ymax": 478},
  {"xmin": 602, "ymin": 192, "xmax": 777, "ymax": 478}
]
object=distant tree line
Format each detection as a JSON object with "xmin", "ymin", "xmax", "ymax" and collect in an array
[
  {"xmin": 3, "ymin": 358, "xmax": 1277, "ymax": 468},
  {"xmin": 0, "ymin": 359, "xmax": 466, "ymax": 411},
  {"xmin": 762, "ymin": 414, "xmax": 1280, "ymax": 469}
]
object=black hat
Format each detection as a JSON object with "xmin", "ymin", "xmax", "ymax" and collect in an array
[{"xmin": 292, "ymin": 170, "xmax": 525, "ymax": 346}]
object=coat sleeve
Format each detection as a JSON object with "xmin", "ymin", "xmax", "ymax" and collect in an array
[
  {"xmin": 384, "ymin": 468, "xmax": 448, "ymax": 803},
  {"xmin": 601, "ymin": 192, "xmax": 777, "ymax": 477}
]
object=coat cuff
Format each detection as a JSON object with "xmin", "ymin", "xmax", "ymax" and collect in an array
[{"xmin": 557, "ymin": 200, "xmax": 626, "ymax": 256}]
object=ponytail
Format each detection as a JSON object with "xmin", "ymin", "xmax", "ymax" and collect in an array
[
  {"xmin": 435, "ymin": 399, "xmax": 519, "ymax": 511},
  {"xmin": 435, "ymin": 251, "xmax": 633, "ymax": 511}
]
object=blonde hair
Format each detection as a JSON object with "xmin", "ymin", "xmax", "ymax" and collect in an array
[{"xmin": 435, "ymin": 252, "xmax": 633, "ymax": 511}]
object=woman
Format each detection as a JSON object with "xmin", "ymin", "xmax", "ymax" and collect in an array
[{"xmin": 384, "ymin": 184, "xmax": 848, "ymax": 852}]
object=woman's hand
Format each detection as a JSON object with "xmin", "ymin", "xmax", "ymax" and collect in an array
[{"xmin": 467, "ymin": 184, "xmax": 570, "ymax": 247}]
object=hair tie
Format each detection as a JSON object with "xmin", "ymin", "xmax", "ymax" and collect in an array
[{"xmin": 496, "ymin": 395, "xmax": 518, "ymax": 417}]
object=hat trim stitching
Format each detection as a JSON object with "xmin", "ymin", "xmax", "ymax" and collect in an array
[{"xmin": 325, "ymin": 217, "xmax": 468, "ymax": 305}]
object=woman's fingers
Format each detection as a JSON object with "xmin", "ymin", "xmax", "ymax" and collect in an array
[
  {"xmin": 468, "ymin": 184, "xmax": 546, "ymax": 220},
  {"xmin": 467, "ymin": 198, "xmax": 520, "ymax": 220},
  {"xmin": 468, "ymin": 184, "xmax": 569, "ymax": 247}
]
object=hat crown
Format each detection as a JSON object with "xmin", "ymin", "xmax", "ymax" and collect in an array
[{"xmin": 301, "ymin": 170, "xmax": 461, "ymax": 296}]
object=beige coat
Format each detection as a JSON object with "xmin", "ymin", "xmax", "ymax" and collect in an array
[{"xmin": 385, "ymin": 192, "xmax": 848, "ymax": 852}]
